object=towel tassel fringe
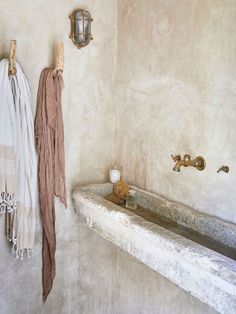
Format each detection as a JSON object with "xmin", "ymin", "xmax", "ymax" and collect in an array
[{"xmin": 0, "ymin": 192, "xmax": 16, "ymax": 214}]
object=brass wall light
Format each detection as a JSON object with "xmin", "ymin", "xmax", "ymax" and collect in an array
[{"xmin": 69, "ymin": 9, "xmax": 93, "ymax": 49}]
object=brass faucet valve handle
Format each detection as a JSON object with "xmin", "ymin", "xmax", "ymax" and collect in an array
[
  {"xmin": 217, "ymin": 166, "xmax": 229, "ymax": 173},
  {"xmin": 171, "ymin": 154, "xmax": 181, "ymax": 162},
  {"xmin": 183, "ymin": 154, "xmax": 191, "ymax": 161}
]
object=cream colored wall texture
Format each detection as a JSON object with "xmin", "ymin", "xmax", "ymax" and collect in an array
[
  {"xmin": 0, "ymin": 0, "xmax": 234, "ymax": 313},
  {"xmin": 0, "ymin": 0, "xmax": 117, "ymax": 313},
  {"xmin": 115, "ymin": 0, "xmax": 236, "ymax": 224}
]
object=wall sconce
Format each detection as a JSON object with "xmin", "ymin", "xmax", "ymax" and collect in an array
[{"xmin": 69, "ymin": 9, "xmax": 93, "ymax": 49}]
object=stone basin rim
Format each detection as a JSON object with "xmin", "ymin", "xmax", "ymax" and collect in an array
[
  {"xmin": 73, "ymin": 183, "xmax": 236, "ymax": 285},
  {"xmin": 73, "ymin": 182, "xmax": 236, "ymax": 241},
  {"xmin": 73, "ymin": 183, "xmax": 236, "ymax": 313}
]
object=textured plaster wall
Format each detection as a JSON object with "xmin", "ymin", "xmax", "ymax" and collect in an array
[
  {"xmin": 0, "ymin": 0, "xmax": 117, "ymax": 313},
  {"xmin": 0, "ymin": 1, "xmax": 230, "ymax": 314},
  {"xmin": 115, "ymin": 0, "xmax": 236, "ymax": 224}
]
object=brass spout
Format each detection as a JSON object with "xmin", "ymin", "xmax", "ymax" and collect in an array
[{"xmin": 171, "ymin": 154, "xmax": 206, "ymax": 172}]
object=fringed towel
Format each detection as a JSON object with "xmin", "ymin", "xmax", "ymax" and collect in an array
[
  {"xmin": 0, "ymin": 61, "xmax": 17, "ymax": 215},
  {"xmin": 35, "ymin": 68, "xmax": 67, "ymax": 302},
  {"xmin": 0, "ymin": 59, "xmax": 37, "ymax": 259}
]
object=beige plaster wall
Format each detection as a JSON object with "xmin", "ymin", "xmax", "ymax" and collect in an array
[
  {"xmin": 0, "ymin": 1, "xmax": 230, "ymax": 313},
  {"xmin": 115, "ymin": 0, "xmax": 236, "ymax": 224},
  {"xmin": 0, "ymin": 0, "xmax": 117, "ymax": 313}
]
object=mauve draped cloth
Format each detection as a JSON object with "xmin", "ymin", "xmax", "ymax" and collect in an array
[{"xmin": 35, "ymin": 68, "xmax": 67, "ymax": 302}]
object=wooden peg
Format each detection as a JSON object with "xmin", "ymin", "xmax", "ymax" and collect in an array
[
  {"xmin": 9, "ymin": 40, "xmax": 17, "ymax": 75},
  {"xmin": 53, "ymin": 43, "xmax": 64, "ymax": 75}
]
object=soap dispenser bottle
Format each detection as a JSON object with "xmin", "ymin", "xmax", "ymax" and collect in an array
[{"xmin": 109, "ymin": 165, "xmax": 121, "ymax": 183}]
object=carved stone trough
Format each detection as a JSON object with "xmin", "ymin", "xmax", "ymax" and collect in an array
[{"xmin": 73, "ymin": 183, "xmax": 236, "ymax": 314}]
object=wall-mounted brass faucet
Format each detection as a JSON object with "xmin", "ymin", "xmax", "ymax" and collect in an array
[
  {"xmin": 217, "ymin": 166, "xmax": 229, "ymax": 173},
  {"xmin": 171, "ymin": 154, "xmax": 206, "ymax": 172}
]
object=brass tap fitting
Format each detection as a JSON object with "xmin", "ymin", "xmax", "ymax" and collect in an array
[
  {"xmin": 171, "ymin": 154, "xmax": 206, "ymax": 172},
  {"xmin": 217, "ymin": 166, "xmax": 229, "ymax": 173}
]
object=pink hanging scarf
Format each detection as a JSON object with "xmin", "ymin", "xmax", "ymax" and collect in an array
[{"xmin": 35, "ymin": 68, "xmax": 67, "ymax": 301}]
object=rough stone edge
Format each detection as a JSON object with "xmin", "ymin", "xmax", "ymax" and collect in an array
[
  {"xmin": 73, "ymin": 185, "xmax": 236, "ymax": 314},
  {"xmin": 73, "ymin": 188, "xmax": 236, "ymax": 282},
  {"xmin": 75, "ymin": 183, "xmax": 236, "ymax": 248}
]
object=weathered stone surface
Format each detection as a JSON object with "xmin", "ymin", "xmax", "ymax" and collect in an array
[{"xmin": 73, "ymin": 183, "xmax": 236, "ymax": 314}]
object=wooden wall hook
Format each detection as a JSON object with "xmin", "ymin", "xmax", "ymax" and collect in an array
[
  {"xmin": 9, "ymin": 40, "xmax": 17, "ymax": 75},
  {"xmin": 53, "ymin": 42, "xmax": 64, "ymax": 75}
]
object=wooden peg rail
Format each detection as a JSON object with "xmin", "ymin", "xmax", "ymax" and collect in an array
[
  {"xmin": 9, "ymin": 40, "xmax": 17, "ymax": 76},
  {"xmin": 53, "ymin": 43, "xmax": 64, "ymax": 75}
]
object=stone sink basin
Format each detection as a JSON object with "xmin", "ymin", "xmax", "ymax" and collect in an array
[{"xmin": 73, "ymin": 183, "xmax": 236, "ymax": 314}]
